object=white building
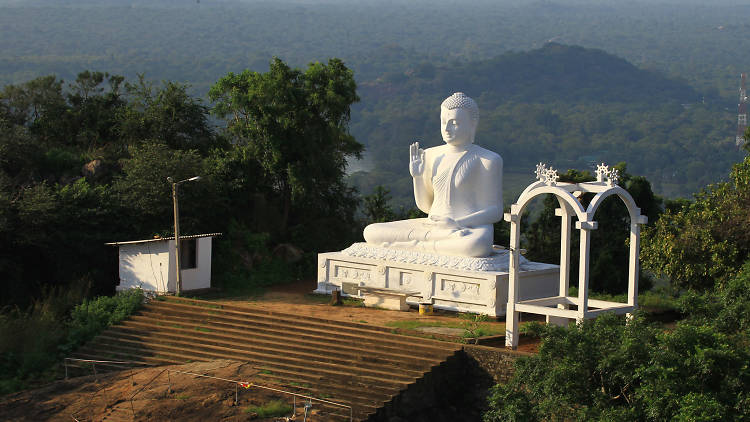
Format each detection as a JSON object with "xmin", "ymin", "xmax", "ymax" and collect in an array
[{"xmin": 106, "ymin": 233, "xmax": 221, "ymax": 294}]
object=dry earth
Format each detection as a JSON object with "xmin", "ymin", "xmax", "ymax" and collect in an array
[{"xmin": 1, "ymin": 359, "xmax": 333, "ymax": 421}]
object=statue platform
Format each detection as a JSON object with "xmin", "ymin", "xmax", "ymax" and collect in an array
[{"xmin": 315, "ymin": 243, "xmax": 559, "ymax": 317}]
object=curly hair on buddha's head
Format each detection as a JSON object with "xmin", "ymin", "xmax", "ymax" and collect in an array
[{"xmin": 441, "ymin": 92, "xmax": 479, "ymax": 123}]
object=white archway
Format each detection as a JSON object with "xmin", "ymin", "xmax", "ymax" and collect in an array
[{"xmin": 504, "ymin": 164, "xmax": 648, "ymax": 349}]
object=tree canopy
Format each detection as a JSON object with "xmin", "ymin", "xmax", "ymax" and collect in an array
[
  {"xmin": 209, "ymin": 58, "xmax": 362, "ymax": 240},
  {"xmin": 0, "ymin": 60, "xmax": 365, "ymax": 307},
  {"xmin": 642, "ymin": 150, "xmax": 750, "ymax": 291}
]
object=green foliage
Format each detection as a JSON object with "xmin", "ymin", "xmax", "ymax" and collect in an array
[
  {"xmin": 113, "ymin": 142, "xmax": 208, "ymax": 235},
  {"xmin": 362, "ymin": 185, "xmax": 395, "ymax": 223},
  {"xmin": 485, "ymin": 310, "xmax": 750, "ymax": 421},
  {"xmin": 63, "ymin": 288, "xmax": 144, "ymax": 353},
  {"xmin": 642, "ymin": 155, "xmax": 750, "ymax": 290},
  {"xmin": 119, "ymin": 75, "xmax": 220, "ymax": 154},
  {"xmin": 0, "ymin": 288, "xmax": 143, "ymax": 395},
  {"xmin": 678, "ymin": 260, "xmax": 750, "ymax": 335},
  {"xmin": 485, "ymin": 261, "xmax": 750, "ymax": 421},
  {"xmin": 1, "ymin": 62, "xmax": 365, "ymax": 308},
  {"xmin": 210, "ymin": 220, "xmax": 299, "ymax": 297},
  {"xmin": 244, "ymin": 399, "xmax": 292, "ymax": 418},
  {"xmin": 210, "ymin": 58, "xmax": 363, "ymax": 241}
]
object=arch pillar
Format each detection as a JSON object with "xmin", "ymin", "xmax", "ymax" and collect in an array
[{"xmin": 575, "ymin": 220, "xmax": 598, "ymax": 322}]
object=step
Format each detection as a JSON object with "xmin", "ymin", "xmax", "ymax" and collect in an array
[
  {"xmin": 163, "ymin": 296, "xmax": 394, "ymax": 333},
  {"xmin": 148, "ymin": 299, "xmax": 458, "ymax": 352},
  {"xmin": 88, "ymin": 335, "xmax": 415, "ymax": 389},
  {"xmin": 71, "ymin": 348, "xmax": 185, "ymax": 366},
  {"xmin": 126, "ymin": 311, "xmax": 443, "ymax": 367},
  {"xmin": 139, "ymin": 303, "xmax": 459, "ymax": 357},
  {"xmin": 108, "ymin": 322, "xmax": 434, "ymax": 375},
  {"xmin": 93, "ymin": 331, "xmax": 421, "ymax": 384},
  {"xmin": 80, "ymin": 339, "xmax": 399, "ymax": 408},
  {"xmin": 132, "ymin": 310, "xmax": 451, "ymax": 365},
  {"xmin": 75, "ymin": 343, "xmax": 197, "ymax": 366}
]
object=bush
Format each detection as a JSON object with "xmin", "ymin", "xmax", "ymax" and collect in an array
[
  {"xmin": 679, "ymin": 260, "xmax": 750, "ymax": 335},
  {"xmin": 0, "ymin": 288, "xmax": 143, "ymax": 395},
  {"xmin": 63, "ymin": 288, "xmax": 144, "ymax": 353},
  {"xmin": 244, "ymin": 399, "xmax": 293, "ymax": 418},
  {"xmin": 642, "ymin": 155, "xmax": 750, "ymax": 291},
  {"xmin": 484, "ymin": 300, "xmax": 750, "ymax": 421}
]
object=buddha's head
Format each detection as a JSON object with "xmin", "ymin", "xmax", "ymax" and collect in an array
[{"xmin": 440, "ymin": 92, "xmax": 479, "ymax": 148}]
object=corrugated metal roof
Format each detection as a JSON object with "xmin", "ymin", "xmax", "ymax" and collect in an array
[{"xmin": 105, "ymin": 233, "xmax": 222, "ymax": 246}]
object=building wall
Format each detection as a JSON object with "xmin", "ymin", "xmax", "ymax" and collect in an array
[
  {"xmin": 116, "ymin": 241, "xmax": 171, "ymax": 293},
  {"xmin": 175, "ymin": 237, "xmax": 212, "ymax": 291},
  {"xmin": 116, "ymin": 237, "xmax": 213, "ymax": 293}
]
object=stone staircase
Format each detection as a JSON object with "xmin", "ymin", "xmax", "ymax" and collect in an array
[{"xmin": 70, "ymin": 296, "xmax": 463, "ymax": 421}]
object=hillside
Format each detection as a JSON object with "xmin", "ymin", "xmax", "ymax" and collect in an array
[
  {"xmin": 360, "ymin": 43, "xmax": 699, "ymax": 105},
  {"xmin": 349, "ymin": 44, "xmax": 741, "ymax": 204}
]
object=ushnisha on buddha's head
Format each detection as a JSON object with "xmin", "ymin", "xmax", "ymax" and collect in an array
[{"xmin": 440, "ymin": 92, "xmax": 479, "ymax": 148}]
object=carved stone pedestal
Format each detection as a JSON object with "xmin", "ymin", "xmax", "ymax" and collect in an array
[{"xmin": 315, "ymin": 243, "xmax": 559, "ymax": 317}]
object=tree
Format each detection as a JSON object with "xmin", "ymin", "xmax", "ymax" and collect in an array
[
  {"xmin": 484, "ymin": 306, "xmax": 750, "ymax": 421},
  {"xmin": 119, "ymin": 75, "xmax": 220, "ymax": 154},
  {"xmin": 641, "ymin": 153, "xmax": 750, "ymax": 291},
  {"xmin": 209, "ymin": 58, "xmax": 363, "ymax": 242},
  {"xmin": 362, "ymin": 185, "xmax": 395, "ymax": 223},
  {"xmin": 112, "ymin": 142, "xmax": 209, "ymax": 237}
]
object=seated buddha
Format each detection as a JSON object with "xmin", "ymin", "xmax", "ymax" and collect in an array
[{"xmin": 363, "ymin": 92, "xmax": 503, "ymax": 257}]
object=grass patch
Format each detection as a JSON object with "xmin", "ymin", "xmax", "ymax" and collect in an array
[
  {"xmin": 244, "ymin": 399, "xmax": 292, "ymax": 417},
  {"xmin": 385, "ymin": 317, "xmax": 504, "ymax": 338},
  {"xmin": 194, "ymin": 327, "xmax": 213, "ymax": 332},
  {"xmin": 259, "ymin": 369, "xmax": 274, "ymax": 375},
  {"xmin": 176, "ymin": 394, "xmax": 190, "ymax": 400},
  {"xmin": 289, "ymin": 381, "xmax": 311, "ymax": 388},
  {"xmin": 342, "ymin": 297, "xmax": 364, "ymax": 307}
]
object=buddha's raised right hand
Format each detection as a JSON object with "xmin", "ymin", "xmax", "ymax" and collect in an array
[{"xmin": 409, "ymin": 142, "xmax": 425, "ymax": 177}]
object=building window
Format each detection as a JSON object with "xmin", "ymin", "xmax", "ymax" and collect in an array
[{"xmin": 180, "ymin": 239, "xmax": 197, "ymax": 269}]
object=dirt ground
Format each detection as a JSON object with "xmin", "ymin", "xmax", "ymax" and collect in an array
[
  {"xmin": 220, "ymin": 278, "xmax": 494, "ymax": 327},
  {"xmin": 0, "ymin": 280, "xmax": 540, "ymax": 421},
  {"xmin": 0, "ymin": 360, "xmax": 340, "ymax": 421},
  {"xmin": 217, "ymin": 279, "xmax": 541, "ymax": 351}
]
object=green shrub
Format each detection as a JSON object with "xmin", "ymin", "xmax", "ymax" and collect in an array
[
  {"xmin": 63, "ymin": 288, "xmax": 144, "ymax": 353},
  {"xmin": 484, "ymin": 294, "xmax": 750, "ymax": 422},
  {"xmin": 679, "ymin": 260, "xmax": 750, "ymax": 334},
  {"xmin": 0, "ymin": 288, "xmax": 144, "ymax": 395},
  {"xmin": 244, "ymin": 399, "xmax": 292, "ymax": 418}
]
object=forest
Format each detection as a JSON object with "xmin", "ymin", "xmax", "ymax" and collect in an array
[{"xmin": 1, "ymin": 0, "xmax": 749, "ymax": 419}]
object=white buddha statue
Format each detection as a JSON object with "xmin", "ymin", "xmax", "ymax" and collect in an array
[{"xmin": 363, "ymin": 92, "xmax": 503, "ymax": 257}]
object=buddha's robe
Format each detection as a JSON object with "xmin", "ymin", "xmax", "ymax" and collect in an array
[{"xmin": 363, "ymin": 143, "xmax": 503, "ymax": 257}]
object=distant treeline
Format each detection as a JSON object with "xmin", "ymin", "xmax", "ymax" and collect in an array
[{"xmin": 351, "ymin": 44, "xmax": 743, "ymax": 202}]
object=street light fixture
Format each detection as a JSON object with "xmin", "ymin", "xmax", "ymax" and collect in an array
[{"xmin": 167, "ymin": 176, "xmax": 201, "ymax": 296}]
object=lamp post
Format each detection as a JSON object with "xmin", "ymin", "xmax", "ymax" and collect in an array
[{"xmin": 167, "ymin": 176, "xmax": 201, "ymax": 296}]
